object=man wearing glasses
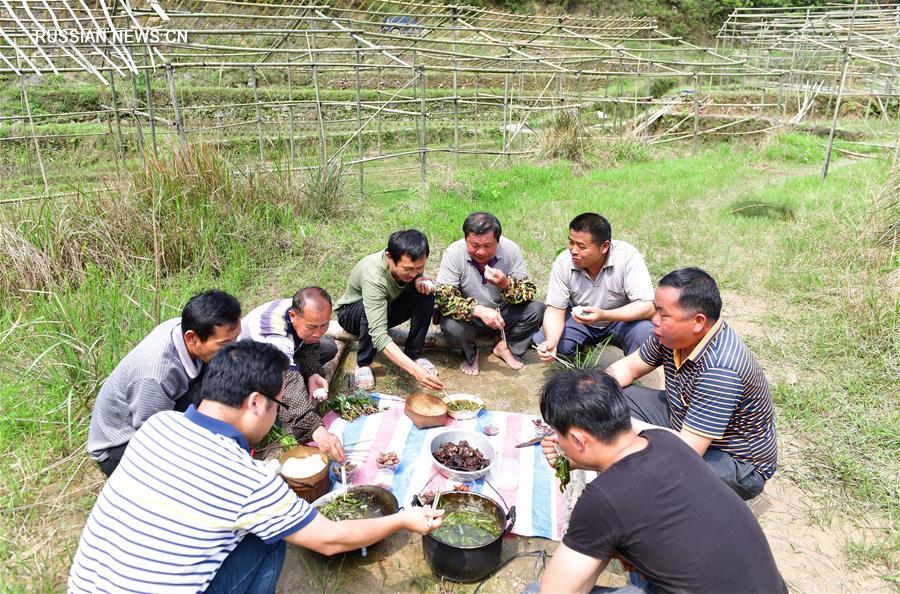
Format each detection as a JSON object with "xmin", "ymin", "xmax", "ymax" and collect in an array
[{"xmin": 69, "ymin": 341, "xmax": 443, "ymax": 594}]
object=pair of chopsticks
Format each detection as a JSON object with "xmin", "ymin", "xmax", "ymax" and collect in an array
[
  {"xmin": 427, "ymin": 489, "xmax": 442, "ymax": 528},
  {"xmin": 531, "ymin": 344, "xmax": 576, "ymax": 370}
]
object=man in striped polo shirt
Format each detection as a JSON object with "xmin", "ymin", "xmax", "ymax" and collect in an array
[
  {"xmin": 607, "ymin": 267, "xmax": 777, "ymax": 499},
  {"xmin": 87, "ymin": 290, "xmax": 242, "ymax": 477},
  {"xmin": 240, "ymin": 287, "xmax": 345, "ymax": 462},
  {"xmin": 69, "ymin": 341, "xmax": 443, "ymax": 594}
]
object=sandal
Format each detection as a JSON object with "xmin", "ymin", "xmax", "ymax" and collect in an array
[
  {"xmin": 354, "ymin": 366, "xmax": 375, "ymax": 390},
  {"xmin": 415, "ymin": 358, "xmax": 439, "ymax": 377}
]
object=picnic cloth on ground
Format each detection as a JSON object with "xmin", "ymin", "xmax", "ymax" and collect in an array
[{"xmin": 321, "ymin": 395, "xmax": 567, "ymax": 541}]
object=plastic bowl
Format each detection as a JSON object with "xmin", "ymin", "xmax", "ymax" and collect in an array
[
  {"xmin": 429, "ymin": 429, "xmax": 495, "ymax": 481},
  {"xmin": 441, "ymin": 393, "xmax": 485, "ymax": 420}
]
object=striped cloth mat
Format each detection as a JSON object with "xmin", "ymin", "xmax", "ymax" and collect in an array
[{"xmin": 321, "ymin": 395, "xmax": 566, "ymax": 541}]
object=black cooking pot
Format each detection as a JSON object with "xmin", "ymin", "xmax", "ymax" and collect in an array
[{"xmin": 417, "ymin": 490, "xmax": 516, "ymax": 583}]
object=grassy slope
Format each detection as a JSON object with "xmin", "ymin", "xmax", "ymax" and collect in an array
[{"xmin": 0, "ymin": 135, "xmax": 896, "ymax": 589}]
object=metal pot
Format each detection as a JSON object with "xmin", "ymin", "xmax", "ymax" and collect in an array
[
  {"xmin": 311, "ymin": 485, "xmax": 399, "ymax": 557},
  {"xmin": 419, "ymin": 490, "xmax": 516, "ymax": 583}
]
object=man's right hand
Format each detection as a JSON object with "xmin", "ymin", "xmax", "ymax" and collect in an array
[
  {"xmin": 413, "ymin": 365, "xmax": 444, "ymax": 390},
  {"xmin": 402, "ymin": 507, "xmax": 444, "ymax": 534},
  {"xmin": 476, "ymin": 305, "xmax": 505, "ymax": 330},
  {"xmin": 535, "ymin": 340, "xmax": 557, "ymax": 362}
]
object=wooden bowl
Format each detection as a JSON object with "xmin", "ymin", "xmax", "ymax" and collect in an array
[
  {"xmin": 405, "ymin": 393, "xmax": 448, "ymax": 429},
  {"xmin": 279, "ymin": 445, "xmax": 331, "ymax": 502}
]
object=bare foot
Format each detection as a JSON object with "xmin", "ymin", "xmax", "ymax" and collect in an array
[
  {"xmin": 492, "ymin": 342, "xmax": 524, "ymax": 371},
  {"xmin": 459, "ymin": 357, "xmax": 479, "ymax": 375}
]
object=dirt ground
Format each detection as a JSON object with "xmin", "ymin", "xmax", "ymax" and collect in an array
[{"xmin": 276, "ymin": 316, "xmax": 890, "ymax": 593}]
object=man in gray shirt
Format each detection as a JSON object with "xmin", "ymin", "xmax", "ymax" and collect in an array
[
  {"xmin": 436, "ymin": 212, "xmax": 545, "ymax": 375},
  {"xmin": 534, "ymin": 213, "xmax": 654, "ymax": 363},
  {"xmin": 87, "ymin": 290, "xmax": 242, "ymax": 477}
]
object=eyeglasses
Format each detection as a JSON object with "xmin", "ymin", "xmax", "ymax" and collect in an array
[{"xmin": 268, "ymin": 396, "xmax": 289, "ymax": 410}]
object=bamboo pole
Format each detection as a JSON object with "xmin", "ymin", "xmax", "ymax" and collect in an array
[
  {"xmin": 418, "ymin": 62, "xmax": 427, "ymax": 184},
  {"xmin": 451, "ymin": 7, "xmax": 459, "ymax": 165},
  {"xmin": 692, "ymin": 73, "xmax": 701, "ymax": 153},
  {"xmin": 309, "ymin": 33, "xmax": 326, "ymax": 166},
  {"xmin": 143, "ymin": 57, "xmax": 158, "ymax": 158},
  {"xmin": 108, "ymin": 68, "xmax": 127, "ymax": 168},
  {"xmin": 376, "ymin": 66, "xmax": 383, "ymax": 156},
  {"xmin": 165, "ymin": 63, "xmax": 186, "ymax": 147},
  {"xmin": 286, "ymin": 65, "xmax": 295, "ymax": 183},
  {"xmin": 18, "ymin": 72, "xmax": 49, "ymax": 192},
  {"xmin": 355, "ymin": 41, "xmax": 364, "ymax": 200},
  {"xmin": 130, "ymin": 72, "xmax": 146, "ymax": 164},
  {"xmin": 251, "ymin": 67, "xmax": 265, "ymax": 164},
  {"xmin": 821, "ymin": 0, "xmax": 859, "ymax": 181}
]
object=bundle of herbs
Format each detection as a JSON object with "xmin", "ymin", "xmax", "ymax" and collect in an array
[
  {"xmin": 432, "ymin": 506, "xmax": 501, "ymax": 547},
  {"xmin": 319, "ymin": 492, "xmax": 373, "ymax": 521},
  {"xmin": 318, "ymin": 387, "xmax": 378, "ymax": 421}
]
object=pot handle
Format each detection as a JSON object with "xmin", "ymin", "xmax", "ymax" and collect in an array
[{"xmin": 505, "ymin": 506, "xmax": 517, "ymax": 534}]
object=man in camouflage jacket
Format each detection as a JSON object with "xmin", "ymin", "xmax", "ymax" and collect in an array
[{"xmin": 435, "ymin": 212, "xmax": 546, "ymax": 375}]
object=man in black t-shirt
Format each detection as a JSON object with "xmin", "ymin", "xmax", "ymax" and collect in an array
[{"xmin": 536, "ymin": 370, "xmax": 786, "ymax": 594}]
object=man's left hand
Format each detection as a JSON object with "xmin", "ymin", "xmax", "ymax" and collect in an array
[
  {"xmin": 312, "ymin": 426, "xmax": 345, "ymax": 463},
  {"xmin": 415, "ymin": 277, "xmax": 436, "ymax": 295},
  {"xmin": 572, "ymin": 306, "xmax": 606, "ymax": 325},
  {"xmin": 306, "ymin": 374, "xmax": 329, "ymax": 403}
]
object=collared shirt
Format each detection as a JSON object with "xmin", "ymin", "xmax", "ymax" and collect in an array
[
  {"xmin": 69, "ymin": 406, "xmax": 315, "ymax": 594},
  {"xmin": 334, "ymin": 251, "xmax": 413, "ymax": 352},
  {"xmin": 545, "ymin": 240, "xmax": 654, "ymax": 328},
  {"xmin": 638, "ymin": 320, "xmax": 778, "ymax": 479},
  {"xmin": 436, "ymin": 236, "xmax": 529, "ymax": 308},
  {"xmin": 87, "ymin": 318, "xmax": 201, "ymax": 461},
  {"xmin": 240, "ymin": 298, "xmax": 324, "ymax": 377}
]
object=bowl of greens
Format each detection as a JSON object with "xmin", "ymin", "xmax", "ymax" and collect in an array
[
  {"xmin": 311, "ymin": 485, "xmax": 399, "ymax": 553},
  {"xmin": 441, "ymin": 393, "xmax": 484, "ymax": 420}
]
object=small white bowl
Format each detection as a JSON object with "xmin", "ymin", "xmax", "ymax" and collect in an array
[{"xmin": 441, "ymin": 393, "xmax": 485, "ymax": 420}]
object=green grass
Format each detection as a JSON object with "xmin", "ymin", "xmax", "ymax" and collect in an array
[{"xmin": 1, "ymin": 133, "xmax": 898, "ymax": 589}]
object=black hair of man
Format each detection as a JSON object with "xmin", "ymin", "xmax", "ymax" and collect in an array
[
  {"xmin": 387, "ymin": 229, "xmax": 430, "ymax": 262},
  {"xmin": 292, "ymin": 286, "xmax": 332, "ymax": 316},
  {"xmin": 539, "ymin": 369, "xmax": 632, "ymax": 444},
  {"xmin": 200, "ymin": 341, "xmax": 289, "ymax": 408},
  {"xmin": 462, "ymin": 212, "xmax": 502, "ymax": 241},
  {"xmin": 659, "ymin": 267, "xmax": 722, "ymax": 322},
  {"xmin": 569, "ymin": 213, "xmax": 612, "ymax": 248},
  {"xmin": 181, "ymin": 290, "xmax": 241, "ymax": 341}
]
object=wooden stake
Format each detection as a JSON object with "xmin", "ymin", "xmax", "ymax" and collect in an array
[
  {"xmin": 419, "ymin": 63, "xmax": 427, "ymax": 184},
  {"xmin": 286, "ymin": 65, "xmax": 295, "ymax": 183},
  {"xmin": 130, "ymin": 73, "xmax": 146, "ymax": 165},
  {"xmin": 692, "ymin": 73, "xmax": 701, "ymax": 153},
  {"xmin": 143, "ymin": 54, "xmax": 158, "ymax": 158},
  {"xmin": 108, "ymin": 69, "xmax": 127, "ymax": 169}
]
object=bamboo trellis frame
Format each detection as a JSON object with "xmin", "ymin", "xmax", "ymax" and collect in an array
[{"xmin": 1, "ymin": 0, "xmax": 897, "ymax": 201}]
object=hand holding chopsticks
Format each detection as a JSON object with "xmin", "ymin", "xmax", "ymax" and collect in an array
[{"xmin": 531, "ymin": 344, "xmax": 576, "ymax": 370}]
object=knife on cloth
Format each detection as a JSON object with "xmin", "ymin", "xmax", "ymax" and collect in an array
[{"xmin": 515, "ymin": 436, "xmax": 545, "ymax": 448}]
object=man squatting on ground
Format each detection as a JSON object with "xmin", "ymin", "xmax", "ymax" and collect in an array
[
  {"xmin": 335, "ymin": 229, "xmax": 444, "ymax": 392},
  {"xmin": 435, "ymin": 212, "xmax": 546, "ymax": 375},
  {"xmin": 535, "ymin": 213, "xmax": 654, "ymax": 363},
  {"xmin": 239, "ymin": 287, "xmax": 345, "ymax": 462},
  {"xmin": 535, "ymin": 369, "xmax": 786, "ymax": 594},
  {"xmin": 87, "ymin": 290, "xmax": 242, "ymax": 477},
  {"xmin": 607, "ymin": 267, "xmax": 778, "ymax": 500},
  {"xmin": 68, "ymin": 341, "xmax": 443, "ymax": 594}
]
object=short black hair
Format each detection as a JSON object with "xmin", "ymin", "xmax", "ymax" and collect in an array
[
  {"xmin": 292, "ymin": 286, "xmax": 332, "ymax": 316},
  {"xmin": 462, "ymin": 212, "xmax": 502, "ymax": 240},
  {"xmin": 539, "ymin": 369, "xmax": 631, "ymax": 444},
  {"xmin": 200, "ymin": 341, "xmax": 289, "ymax": 408},
  {"xmin": 181, "ymin": 290, "xmax": 241, "ymax": 341},
  {"xmin": 387, "ymin": 229, "xmax": 430, "ymax": 262},
  {"xmin": 658, "ymin": 267, "xmax": 722, "ymax": 321},
  {"xmin": 569, "ymin": 213, "xmax": 612, "ymax": 247}
]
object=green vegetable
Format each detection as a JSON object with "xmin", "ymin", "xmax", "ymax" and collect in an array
[
  {"xmin": 318, "ymin": 388, "xmax": 378, "ymax": 421},
  {"xmin": 447, "ymin": 399, "xmax": 482, "ymax": 412},
  {"xmin": 432, "ymin": 507, "xmax": 501, "ymax": 547},
  {"xmin": 319, "ymin": 492, "xmax": 373, "ymax": 521},
  {"xmin": 554, "ymin": 456, "xmax": 571, "ymax": 493}
]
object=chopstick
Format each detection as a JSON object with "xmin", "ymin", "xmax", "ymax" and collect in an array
[
  {"xmin": 530, "ymin": 344, "xmax": 576, "ymax": 370},
  {"xmin": 428, "ymin": 489, "xmax": 442, "ymax": 528}
]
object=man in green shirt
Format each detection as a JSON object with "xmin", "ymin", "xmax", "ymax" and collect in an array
[{"xmin": 336, "ymin": 229, "xmax": 445, "ymax": 391}]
